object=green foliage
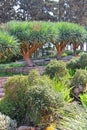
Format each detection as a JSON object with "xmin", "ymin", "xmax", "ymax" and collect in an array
[
  {"xmin": 7, "ymin": 21, "xmax": 50, "ymax": 45},
  {"xmin": 67, "ymin": 53, "xmax": 87, "ymax": 70},
  {"xmin": 45, "ymin": 60, "xmax": 68, "ymax": 79},
  {"xmin": 1, "ymin": 75, "xmax": 29, "ymax": 124},
  {"xmin": 66, "ymin": 57, "xmax": 80, "ymax": 71},
  {"xmin": 28, "ymin": 69, "xmax": 52, "ymax": 87},
  {"xmin": 64, "ymin": 50, "xmax": 73, "ymax": 55},
  {"xmin": 50, "ymin": 22, "xmax": 86, "ymax": 46},
  {"xmin": 80, "ymin": 93, "xmax": 87, "ymax": 109},
  {"xmin": 62, "ymin": 52, "xmax": 67, "ymax": 57},
  {"xmin": 0, "ymin": 70, "xmax": 64, "ymax": 126},
  {"xmin": 0, "ymin": 112, "xmax": 17, "ymax": 130},
  {"xmin": 25, "ymin": 85, "xmax": 64, "ymax": 126},
  {"xmin": 0, "ymin": 62, "xmax": 25, "ymax": 69},
  {"xmin": 53, "ymin": 76, "xmax": 72, "ymax": 103},
  {"xmin": 57, "ymin": 102, "xmax": 87, "ymax": 130},
  {"xmin": 71, "ymin": 69, "xmax": 87, "ymax": 90},
  {"xmin": 4, "ymin": 75, "xmax": 29, "ymax": 99},
  {"xmin": 68, "ymin": 69, "xmax": 75, "ymax": 76},
  {"xmin": 0, "ymin": 30, "xmax": 19, "ymax": 56},
  {"xmin": 78, "ymin": 52, "xmax": 87, "ymax": 69}
]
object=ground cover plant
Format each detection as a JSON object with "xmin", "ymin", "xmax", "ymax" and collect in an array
[{"xmin": 0, "ymin": 112, "xmax": 17, "ymax": 130}]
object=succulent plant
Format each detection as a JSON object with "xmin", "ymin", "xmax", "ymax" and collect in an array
[{"xmin": 0, "ymin": 112, "xmax": 17, "ymax": 130}]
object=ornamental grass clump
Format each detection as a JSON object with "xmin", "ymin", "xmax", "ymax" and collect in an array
[{"xmin": 57, "ymin": 102, "xmax": 87, "ymax": 130}]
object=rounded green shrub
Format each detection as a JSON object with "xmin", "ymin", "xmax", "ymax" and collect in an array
[
  {"xmin": 67, "ymin": 53, "xmax": 87, "ymax": 71},
  {"xmin": 4, "ymin": 75, "xmax": 29, "ymax": 99},
  {"xmin": 0, "ymin": 70, "xmax": 61, "ymax": 126},
  {"xmin": 70, "ymin": 69, "xmax": 87, "ymax": 96},
  {"xmin": 2, "ymin": 75, "xmax": 29, "ymax": 124},
  {"xmin": 25, "ymin": 85, "xmax": 64, "ymax": 127},
  {"xmin": 45, "ymin": 60, "xmax": 68, "ymax": 79},
  {"xmin": 66, "ymin": 57, "xmax": 80, "ymax": 70},
  {"xmin": 0, "ymin": 112, "xmax": 17, "ymax": 130},
  {"xmin": 78, "ymin": 53, "xmax": 87, "ymax": 69}
]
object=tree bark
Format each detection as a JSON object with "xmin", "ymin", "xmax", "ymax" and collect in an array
[
  {"xmin": 20, "ymin": 43, "xmax": 41, "ymax": 66},
  {"xmin": 73, "ymin": 44, "xmax": 79, "ymax": 56},
  {"xmin": 23, "ymin": 55, "xmax": 33, "ymax": 66},
  {"xmin": 56, "ymin": 47, "xmax": 63, "ymax": 59},
  {"xmin": 55, "ymin": 42, "xmax": 66, "ymax": 60}
]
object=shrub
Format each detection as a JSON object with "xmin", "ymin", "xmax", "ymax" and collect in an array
[
  {"xmin": 28, "ymin": 69, "xmax": 53, "ymax": 87},
  {"xmin": 70, "ymin": 69, "xmax": 87, "ymax": 97},
  {"xmin": 45, "ymin": 60, "xmax": 68, "ymax": 79},
  {"xmin": 0, "ymin": 112, "xmax": 17, "ymax": 130},
  {"xmin": 0, "ymin": 70, "xmax": 63, "ymax": 127},
  {"xmin": 78, "ymin": 52, "xmax": 87, "ymax": 69},
  {"xmin": 28, "ymin": 69, "xmax": 40, "ymax": 86},
  {"xmin": 57, "ymin": 102, "xmax": 87, "ymax": 130},
  {"xmin": 66, "ymin": 57, "xmax": 80, "ymax": 71},
  {"xmin": 1, "ymin": 75, "xmax": 29, "ymax": 124},
  {"xmin": 67, "ymin": 53, "xmax": 87, "ymax": 71},
  {"xmin": 4, "ymin": 75, "xmax": 29, "ymax": 99},
  {"xmin": 25, "ymin": 85, "xmax": 64, "ymax": 127},
  {"xmin": 71, "ymin": 69, "xmax": 87, "ymax": 90},
  {"xmin": 62, "ymin": 52, "xmax": 67, "ymax": 57},
  {"xmin": 63, "ymin": 50, "xmax": 73, "ymax": 55}
]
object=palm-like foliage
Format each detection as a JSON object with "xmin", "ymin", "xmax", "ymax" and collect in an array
[
  {"xmin": 7, "ymin": 21, "xmax": 49, "ymax": 66},
  {"xmin": 0, "ymin": 30, "xmax": 19, "ymax": 58},
  {"xmin": 58, "ymin": 102, "xmax": 87, "ymax": 130},
  {"xmin": 49, "ymin": 22, "xmax": 87, "ymax": 58},
  {"xmin": 3, "ymin": 21, "xmax": 87, "ymax": 63}
]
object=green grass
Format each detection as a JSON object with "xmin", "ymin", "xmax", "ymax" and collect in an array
[
  {"xmin": 0, "ymin": 62, "xmax": 25, "ymax": 69},
  {"xmin": 0, "ymin": 71, "xmax": 26, "ymax": 77}
]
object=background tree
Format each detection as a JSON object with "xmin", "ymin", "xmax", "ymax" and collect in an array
[
  {"xmin": 0, "ymin": 0, "xmax": 59, "ymax": 23},
  {"xmin": 49, "ymin": 22, "xmax": 86, "ymax": 59},
  {"xmin": 7, "ymin": 21, "xmax": 49, "ymax": 66},
  {"xmin": 0, "ymin": 0, "xmax": 15, "ymax": 23},
  {"xmin": 12, "ymin": 0, "xmax": 59, "ymax": 21},
  {"xmin": 59, "ymin": 0, "xmax": 87, "ymax": 26}
]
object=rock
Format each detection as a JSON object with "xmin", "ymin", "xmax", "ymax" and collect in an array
[{"xmin": 18, "ymin": 126, "xmax": 35, "ymax": 130}]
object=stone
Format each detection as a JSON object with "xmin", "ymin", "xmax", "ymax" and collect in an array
[{"xmin": 18, "ymin": 126, "xmax": 35, "ymax": 130}]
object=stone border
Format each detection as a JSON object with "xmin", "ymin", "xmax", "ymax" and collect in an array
[{"xmin": 0, "ymin": 66, "xmax": 46, "ymax": 75}]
